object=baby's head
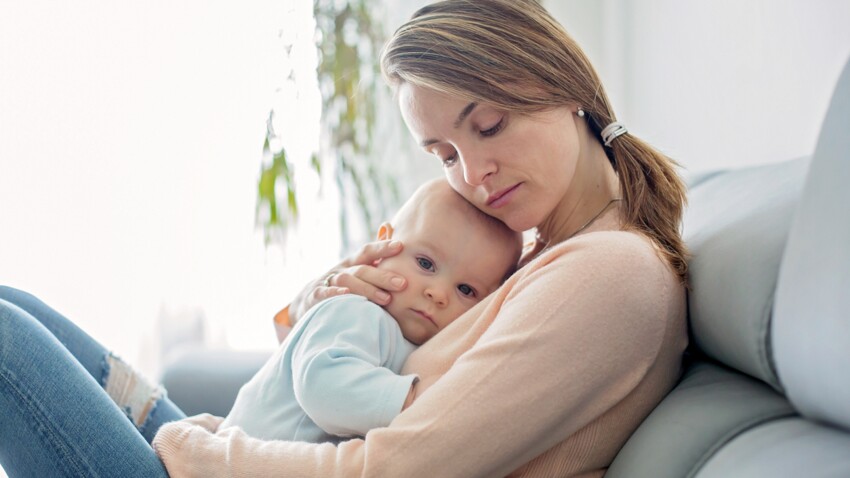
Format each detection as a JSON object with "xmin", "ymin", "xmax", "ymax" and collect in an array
[{"xmin": 376, "ymin": 178, "xmax": 522, "ymax": 345}]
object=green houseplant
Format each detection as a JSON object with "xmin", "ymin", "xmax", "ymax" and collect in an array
[{"xmin": 256, "ymin": 0, "xmax": 399, "ymax": 251}]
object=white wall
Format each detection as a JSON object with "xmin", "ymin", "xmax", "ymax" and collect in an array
[
  {"xmin": 0, "ymin": 0, "xmax": 340, "ymax": 381},
  {"xmin": 547, "ymin": 0, "xmax": 850, "ymax": 173}
]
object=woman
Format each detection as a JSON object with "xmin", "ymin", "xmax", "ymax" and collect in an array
[
  {"xmin": 0, "ymin": 1, "xmax": 688, "ymax": 477},
  {"xmin": 160, "ymin": 1, "xmax": 688, "ymax": 476}
]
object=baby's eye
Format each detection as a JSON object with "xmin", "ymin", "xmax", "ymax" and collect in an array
[
  {"xmin": 417, "ymin": 257, "xmax": 435, "ymax": 271},
  {"xmin": 457, "ymin": 284, "xmax": 476, "ymax": 297}
]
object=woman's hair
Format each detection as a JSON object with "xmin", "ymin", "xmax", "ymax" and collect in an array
[{"xmin": 381, "ymin": 0, "xmax": 689, "ymax": 283}]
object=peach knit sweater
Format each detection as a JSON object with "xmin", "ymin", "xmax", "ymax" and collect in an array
[{"xmin": 153, "ymin": 230, "xmax": 687, "ymax": 477}]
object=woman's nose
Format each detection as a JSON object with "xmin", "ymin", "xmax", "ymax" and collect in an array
[
  {"xmin": 424, "ymin": 286, "xmax": 448, "ymax": 307},
  {"xmin": 459, "ymin": 151, "xmax": 496, "ymax": 186}
]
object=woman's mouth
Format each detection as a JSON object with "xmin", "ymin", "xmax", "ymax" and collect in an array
[{"xmin": 486, "ymin": 183, "xmax": 521, "ymax": 208}]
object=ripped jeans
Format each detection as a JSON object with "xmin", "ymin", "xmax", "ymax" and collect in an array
[{"xmin": 0, "ymin": 286, "xmax": 185, "ymax": 477}]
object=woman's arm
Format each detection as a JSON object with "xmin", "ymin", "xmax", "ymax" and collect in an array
[
  {"xmin": 274, "ymin": 239, "xmax": 407, "ymax": 343},
  {"xmin": 157, "ymin": 234, "xmax": 683, "ymax": 477}
]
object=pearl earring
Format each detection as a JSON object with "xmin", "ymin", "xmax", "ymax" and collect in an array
[{"xmin": 577, "ymin": 108, "xmax": 585, "ymax": 118}]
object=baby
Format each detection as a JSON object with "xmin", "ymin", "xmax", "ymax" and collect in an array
[{"xmin": 221, "ymin": 178, "xmax": 522, "ymax": 442}]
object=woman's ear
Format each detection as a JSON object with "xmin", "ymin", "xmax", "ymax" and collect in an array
[{"xmin": 377, "ymin": 222, "xmax": 394, "ymax": 240}]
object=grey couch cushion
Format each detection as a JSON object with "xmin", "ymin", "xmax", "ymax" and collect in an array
[
  {"xmin": 683, "ymin": 156, "xmax": 810, "ymax": 390},
  {"xmin": 161, "ymin": 346, "xmax": 271, "ymax": 417},
  {"xmin": 694, "ymin": 418, "xmax": 850, "ymax": 477},
  {"xmin": 605, "ymin": 361, "xmax": 795, "ymax": 478},
  {"xmin": 773, "ymin": 57, "xmax": 850, "ymax": 431}
]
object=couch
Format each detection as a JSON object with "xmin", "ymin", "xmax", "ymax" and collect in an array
[{"xmin": 162, "ymin": 56, "xmax": 850, "ymax": 476}]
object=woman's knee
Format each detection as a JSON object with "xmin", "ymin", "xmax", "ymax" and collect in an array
[
  {"xmin": 0, "ymin": 299, "xmax": 168, "ymax": 438},
  {"xmin": 0, "ymin": 298, "xmax": 33, "ymax": 350},
  {"xmin": 0, "ymin": 285, "xmax": 38, "ymax": 308},
  {"xmin": 0, "ymin": 286, "xmax": 55, "ymax": 330}
]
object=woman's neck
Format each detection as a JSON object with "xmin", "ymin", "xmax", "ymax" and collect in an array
[{"xmin": 535, "ymin": 137, "xmax": 621, "ymax": 248}]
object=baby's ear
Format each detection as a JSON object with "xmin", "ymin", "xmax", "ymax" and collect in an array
[{"xmin": 377, "ymin": 222, "xmax": 394, "ymax": 241}]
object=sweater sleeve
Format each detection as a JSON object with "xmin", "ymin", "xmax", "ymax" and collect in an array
[
  {"xmin": 291, "ymin": 296, "xmax": 416, "ymax": 437},
  {"xmin": 154, "ymin": 234, "xmax": 679, "ymax": 478}
]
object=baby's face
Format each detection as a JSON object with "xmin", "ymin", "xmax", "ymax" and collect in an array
[{"xmin": 379, "ymin": 206, "xmax": 516, "ymax": 345}]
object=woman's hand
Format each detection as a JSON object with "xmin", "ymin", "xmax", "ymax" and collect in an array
[{"xmin": 288, "ymin": 239, "xmax": 407, "ymax": 326}]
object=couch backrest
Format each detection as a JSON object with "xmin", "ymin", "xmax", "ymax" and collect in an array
[
  {"xmin": 773, "ymin": 55, "xmax": 850, "ymax": 432},
  {"xmin": 607, "ymin": 55, "xmax": 850, "ymax": 477},
  {"xmin": 683, "ymin": 155, "xmax": 809, "ymax": 390}
]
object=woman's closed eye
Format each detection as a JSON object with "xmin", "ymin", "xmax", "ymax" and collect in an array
[
  {"xmin": 479, "ymin": 117, "xmax": 504, "ymax": 137},
  {"xmin": 434, "ymin": 117, "xmax": 505, "ymax": 168}
]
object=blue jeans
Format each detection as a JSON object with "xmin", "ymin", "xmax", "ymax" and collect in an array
[{"xmin": 0, "ymin": 286, "xmax": 186, "ymax": 477}]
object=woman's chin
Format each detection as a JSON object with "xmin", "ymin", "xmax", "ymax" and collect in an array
[{"xmin": 497, "ymin": 213, "xmax": 539, "ymax": 234}]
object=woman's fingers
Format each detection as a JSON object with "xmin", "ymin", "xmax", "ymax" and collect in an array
[
  {"xmin": 333, "ymin": 239, "xmax": 407, "ymax": 305},
  {"xmin": 310, "ymin": 284, "xmax": 350, "ymax": 304},
  {"xmin": 343, "ymin": 240, "xmax": 404, "ymax": 268},
  {"xmin": 330, "ymin": 265, "xmax": 407, "ymax": 305},
  {"xmin": 288, "ymin": 240, "xmax": 407, "ymax": 325}
]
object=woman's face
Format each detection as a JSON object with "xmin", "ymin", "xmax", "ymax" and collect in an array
[{"xmin": 398, "ymin": 83, "xmax": 582, "ymax": 232}]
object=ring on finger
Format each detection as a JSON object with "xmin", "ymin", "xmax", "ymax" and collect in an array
[{"xmin": 322, "ymin": 272, "xmax": 336, "ymax": 287}]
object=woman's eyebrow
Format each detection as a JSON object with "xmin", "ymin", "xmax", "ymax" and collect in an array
[
  {"xmin": 419, "ymin": 102, "xmax": 478, "ymax": 147},
  {"xmin": 453, "ymin": 102, "xmax": 477, "ymax": 128}
]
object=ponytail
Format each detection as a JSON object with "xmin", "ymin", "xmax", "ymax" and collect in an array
[{"xmin": 608, "ymin": 133, "xmax": 689, "ymax": 284}]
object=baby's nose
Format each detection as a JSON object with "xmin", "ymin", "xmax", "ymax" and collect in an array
[{"xmin": 425, "ymin": 287, "xmax": 448, "ymax": 307}]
